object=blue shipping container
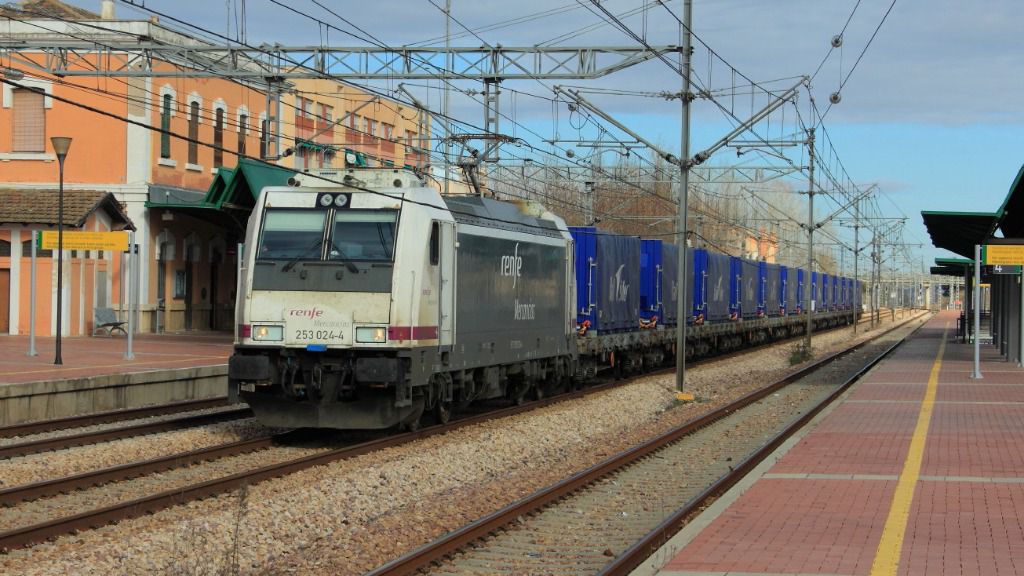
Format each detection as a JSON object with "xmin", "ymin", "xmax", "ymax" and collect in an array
[
  {"xmin": 796, "ymin": 269, "xmax": 805, "ymax": 313},
  {"xmin": 639, "ymin": 239, "xmax": 661, "ymax": 322},
  {"xmin": 740, "ymin": 258, "xmax": 759, "ymax": 319},
  {"xmin": 763, "ymin": 262, "xmax": 781, "ymax": 317},
  {"xmin": 569, "ymin": 227, "xmax": 641, "ymax": 333},
  {"xmin": 660, "ymin": 243, "xmax": 692, "ymax": 326},
  {"xmin": 696, "ymin": 249, "xmax": 732, "ymax": 323}
]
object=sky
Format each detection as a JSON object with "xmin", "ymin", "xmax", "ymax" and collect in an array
[{"xmin": 60, "ymin": 0, "xmax": 1024, "ymax": 267}]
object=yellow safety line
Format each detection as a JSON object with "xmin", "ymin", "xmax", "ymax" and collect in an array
[{"xmin": 870, "ymin": 321, "xmax": 948, "ymax": 576}]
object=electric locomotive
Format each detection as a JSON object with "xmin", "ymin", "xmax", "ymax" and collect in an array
[{"xmin": 228, "ymin": 169, "xmax": 575, "ymax": 429}]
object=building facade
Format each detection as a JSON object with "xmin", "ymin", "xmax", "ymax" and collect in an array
[{"xmin": 0, "ymin": 1, "xmax": 430, "ymax": 335}]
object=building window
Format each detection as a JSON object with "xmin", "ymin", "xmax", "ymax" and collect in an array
[
  {"xmin": 160, "ymin": 94, "xmax": 172, "ymax": 158},
  {"xmin": 12, "ymin": 88, "xmax": 45, "ymax": 152},
  {"xmin": 188, "ymin": 100, "xmax": 199, "ymax": 165},
  {"xmin": 321, "ymin": 104, "xmax": 333, "ymax": 122},
  {"xmin": 213, "ymin": 107, "xmax": 224, "ymax": 168},
  {"xmin": 0, "ymin": 239, "xmax": 9, "ymax": 257},
  {"xmin": 367, "ymin": 119, "xmax": 376, "ymax": 137},
  {"xmin": 348, "ymin": 114, "xmax": 358, "ymax": 129},
  {"xmin": 382, "ymin": 123, "xmax": 394, "ymax": 140},
  {"xmin": 304, "ymin": 98, "xmax": 314, "ymax": 117},
  {"xmin": 238, "ymin": 114, "xmax": 247, "ymax": 157},
  {"xmin": 21, "ymin": 239, "xmax": 52, "ymax": 257},
  {"xmin": 259, "ymin": 118, "xmax": 268, "ymax": 159}
]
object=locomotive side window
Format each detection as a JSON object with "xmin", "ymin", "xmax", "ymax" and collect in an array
[
  {"xmin": 429, "ymin": 222, "xmax": 440, "ymax": 265},
  {"xmin": 257, "ymin": 210, "xmax": 326, "ymax": 260},
  {"xmin": 329, "ymin": 210, "xmax": 398, "ymax": 262}
]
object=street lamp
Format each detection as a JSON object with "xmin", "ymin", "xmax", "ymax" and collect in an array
[{"xmin": 51, "ymin": 136, "xmax": 72, "ymax": 365}]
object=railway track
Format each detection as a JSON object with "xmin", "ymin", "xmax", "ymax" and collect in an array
[
  {"xmin": 0, "ymin": 378, "xmax": 628, "ymax": 551},
  {"xmin": 0, "ymin": 397, "xmax": 229, "ymax": 439},
  {"xmin": 367, "ymin": 315, "xmax": 926, "ymax": 576},
  {"xmin": 0, "ymin": 406, "xmax": 252, "ymax": 459}
]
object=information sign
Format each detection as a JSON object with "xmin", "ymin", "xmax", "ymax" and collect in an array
[
  {"xmin": 39, "ymin": 231, "xmax": 129, "ymax": 251},
  {"xmin": 983, "ymin": 264, "xmax": 1022, "ymax": 275},
  {"xmin": 983, "ymin": 244, "xmax": 1024, "ymax": 265}
]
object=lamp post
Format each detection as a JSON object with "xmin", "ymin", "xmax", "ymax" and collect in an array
[{"xmin": 51, "ymin": 136, "xmax": 72, "ymax": 365}]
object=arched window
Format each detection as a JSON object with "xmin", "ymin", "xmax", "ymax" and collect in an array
[
  {"xmin": 259, "ymin": 117, "xmax": 268, "ymax": 159},
  {"xmin": 21, "ymin": 239, "xmax": 52, "ymax": 257},
  {"xmin": 188, "ymin": 100, "xmax": 200, "ymax": 165},
  {"xmin": 160, "ymin": 93, "xmax": 172, "ymax": 158},
  {"xmin": 238, "ymin": 113, "xmax": 248, "ymax": 157},
  {"xmin": 213, "ymin": 107, "xmax": 224, "ymax": 168}
]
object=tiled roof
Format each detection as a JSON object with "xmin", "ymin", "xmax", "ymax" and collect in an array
[
  {"xmin": 0, "ymin": 0, "xmax": 100, "ymax": 20},
  {"xmin": 0, "ymin": 189, "xmax": 134, "ymax": 229}
]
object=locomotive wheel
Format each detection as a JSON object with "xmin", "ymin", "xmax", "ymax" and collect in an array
[
  {"xmin": 434, "ymin": 399, "xmax": 452, "ymax": 425},
  {"xmin": 401, "ymin": 416, "xmax": 421, "ymax": 433},
  {"xmin": 400, "ymin": 401, "xmax": 425, "ymax": 432}
]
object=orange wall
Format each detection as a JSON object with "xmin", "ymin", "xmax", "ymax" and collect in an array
[{"xmin": 0, "ymin": 55, "xmax": 128, "ymax": 185}]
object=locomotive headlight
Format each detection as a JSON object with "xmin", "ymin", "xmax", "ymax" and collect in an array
[
  {"xmin": 251, "ymin": 324, "xmax": 284, "ymax": 341},
  {"xmin": 319, "ymin": 193, "xmax": 334, "ymax": 207},
  {"xmin": 355, "ymin": 326, "xmax": 387, "ymax": 343}
]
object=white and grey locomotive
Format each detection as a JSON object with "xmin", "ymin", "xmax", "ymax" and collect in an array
[{"xmin": 229, "ymin": 169, "xmax": 575, "ymax": 429}]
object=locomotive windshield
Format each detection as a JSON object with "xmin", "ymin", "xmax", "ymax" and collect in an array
[
  {"xmin": 329, "ymin": 210, "xmax": 397, "ymax": 262},
  {"xmin": 257, "ymin": 209, "xmax": 326, "ymax": 260},
  {"xmin": 256, "ymin": 208, "xmax": 398, "ymax": 264}
]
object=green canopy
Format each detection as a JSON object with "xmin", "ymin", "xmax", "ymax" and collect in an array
[{"xmin": 146, "ymin": 158, "xmax": 294, "ymax": 231}]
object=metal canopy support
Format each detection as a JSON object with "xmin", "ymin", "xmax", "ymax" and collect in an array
[{"xmin": 973, "ymin": 243, "xmax": 983, "ymax": 379}]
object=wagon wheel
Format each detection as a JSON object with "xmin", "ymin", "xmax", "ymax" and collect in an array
[
  {"xmin": 532, "ymin": 381, "xmax": 545, "ymax": 401},
  {"xmin": 428, "ymin": 373, "xmax": 454, "ymax": 425}
]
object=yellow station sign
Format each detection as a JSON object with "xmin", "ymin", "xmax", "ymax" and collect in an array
[
  {"xmin": 984, "ymin": 244, "xmax": 1024, "ymax": 266},
  {"xmin": 38, "ymin": 231, "xmax": 129, "ymax": 251}
]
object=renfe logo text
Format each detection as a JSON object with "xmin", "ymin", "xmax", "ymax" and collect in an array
[
  {"xmin": 289, "ymin": 308, "xmax": 324, "ymax": 318},
  {"xmin": 500, "ymin": 243, "xmax": 523, "ymax": 289}
]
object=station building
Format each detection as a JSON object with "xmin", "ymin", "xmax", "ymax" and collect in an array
[{"xmin": 0, "ymin": 0, "xmax": 428, "ymax": 336}]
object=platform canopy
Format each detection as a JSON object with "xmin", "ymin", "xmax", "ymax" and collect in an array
[
  {"xmin": 930, "ymin": 257, "xmax": 972, "ymax": 276},
  {"xmin": 145, "ymin": 158, "xmax": 294, "ymax": 231},
  {"xmin": 922, "ymin": 163, "xmax": 1024, "ymax": 260}
]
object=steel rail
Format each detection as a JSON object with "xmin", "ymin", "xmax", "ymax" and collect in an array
[
  {"xmin": 0, "ymin": 378, "xmax": 623, "ymax": 551},
  {"xmin": 0, "ymin": 407, "xmax": 252, "ymax": 460},
  {"xmin": 0, "ymin": 397, "xmax": 229, "ymax": 439},
  {"xmin": 365, "ymin": 315, "xmax": 926, "ymax": 576},
  {"xmin": 0, "ymin": 432, "xmax": 302, "ymax": 506}
]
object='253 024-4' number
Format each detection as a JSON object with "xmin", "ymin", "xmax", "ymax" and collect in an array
[{"xmin": 294, "ymin": 330, "xmax": 342, "ymax": 340}]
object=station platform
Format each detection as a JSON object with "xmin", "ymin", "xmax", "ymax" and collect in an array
[
  {"xmin": 0, "ymin": 332, "xmax": 233, "ymax": 426},
  {"xmin": 646, "ymin": 310, "xmax": 1024, "ymax": 576}
]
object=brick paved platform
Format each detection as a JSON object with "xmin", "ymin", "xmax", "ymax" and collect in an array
[
  {"xmin": 0, "ymin": 332, "xmax": 233, "ymax": 426},
  {"xmin": 0, "ymin": 332, "xmax": 232, "ymax": 385},
  {"xmin": 644, "ymin": 310, "xmax": 1024, "ymax": 576}
]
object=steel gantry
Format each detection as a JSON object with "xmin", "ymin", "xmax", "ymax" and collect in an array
[
  {"xmin": 1, "ymin": 15, "xmax": 676, "ymax": 162},
  {"xmin": 1, "ymin": 42, "xmax": 680, "ymax": 80}
]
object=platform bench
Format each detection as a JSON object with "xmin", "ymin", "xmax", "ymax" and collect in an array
[{"xmin": 93, "ymin": 307, "xmax": 128, "ymax": 337}]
